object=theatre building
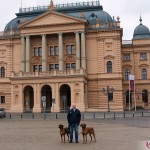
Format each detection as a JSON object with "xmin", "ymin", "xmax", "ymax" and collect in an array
[{"xmin": 0, "ymin": 1, "xmax": 149, "ymax": 113}]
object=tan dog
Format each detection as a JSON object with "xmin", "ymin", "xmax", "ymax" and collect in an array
[
  {"xmin": 58, "ymin": 124, "xmax": 70, "ymax": 143},
  {"xmin": 80, "ymin": 123, "xmax": 96, "ymax": 144}
]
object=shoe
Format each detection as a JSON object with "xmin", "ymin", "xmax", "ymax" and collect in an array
[
  {"xmin": 69, "ymin": 140, "xmax": 72, "ymax": 143},
  {"xmin": 76, "ymin": 141, "xmax": 78, "ymax": 143}
]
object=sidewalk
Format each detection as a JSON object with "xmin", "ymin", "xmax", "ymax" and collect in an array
[{"xmin": 0, "ymin": 117, "xmax": 149, "ymax": 150}]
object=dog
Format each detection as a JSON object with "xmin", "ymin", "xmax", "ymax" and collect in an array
[
  {"xmin": 80, "ymin": 123, "xmax": 96, "ymax": 144},
  {"xmin": 58, "ymin": 124, "xmax": 70, "ymax": 143}
]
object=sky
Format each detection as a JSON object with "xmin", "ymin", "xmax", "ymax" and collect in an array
[{"xmin": 0, "ymin": 0, "xmax": 150, "ymax": 40}]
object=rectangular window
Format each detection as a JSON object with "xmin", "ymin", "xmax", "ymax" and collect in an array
[
  {"xmin": 66, "ymin": 63, "xmax": 70, "ymax": 70},
  {"xmin": 123, "ymin": 54, "xmax": 130, "ymax": 61},
  {"xmin": 54, "ymin": 46, "xmax": 58, "ymax": 55},
  {"xmin": 38, "ymin": 47, "xmax": 42, "ymax": 56},
  {"xmin": 71, "ymin": 45, "xmax": 75, "ymax": 55},
  {"xmin": 50, "ymin": 64, "xmax": 54, "ymax": 71},
  {"xmin": 33, "ymin": 65, "xmax": 38, "ymax": 72},
  {"xmin": 66, "ymin": 45, "xmax": 71, "ymax": 55},
  {"xmin": 140, "ymin": 53, "xmax": 147, "ymax": 60},
  {"xmin": 55, "ymin": 64, "xmax": 59, "ymax": 70},
  {"xmin": 0, "ymin": 96, "xmax": 5, "ymax": 104},
  {"xmin": 34, "ymin": 48, "xmax": 38, "ymax": 56},
  {"xmin": 71, "ymin": 63, "xmax": 76, "ymax": 70},
  {"xmin": 39, "ymin": 65, "xmax": 42, "ymax": 72},
  {"xmin": 50, "ymin": 46, "xmax": 54, "ymax": 56}
]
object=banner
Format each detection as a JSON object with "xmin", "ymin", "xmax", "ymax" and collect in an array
[{"xmin": 129, "ymin": 75, "xmax": 135, "ymax": 92}]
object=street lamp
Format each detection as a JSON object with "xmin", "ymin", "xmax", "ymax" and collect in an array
[{"xmin": 102, "ymin": 86, "xmax": 114, "ymax": 112}]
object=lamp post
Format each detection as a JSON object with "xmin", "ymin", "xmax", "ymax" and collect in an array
[{"xmin": 102, "ymin": 86, "xmax": 114, "ymax": 112}]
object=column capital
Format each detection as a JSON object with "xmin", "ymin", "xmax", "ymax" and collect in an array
[
  {"xmin": 74, "ymin": 31, "xmax": 80, "ymax": 34},
  {"xmin": 26, "ymin": 35, "xmax": 30, "ymax": 39},
  {"xmin": 58, "ymin": 33, "xmax": 63, "ymax": 36},
  {"xmin": 41, "ymin": 34, "xmax": 46, "ymax": 37},
  {"xmin": 80, "ymin": 31, "xmax": 86, "ymax": 34}
]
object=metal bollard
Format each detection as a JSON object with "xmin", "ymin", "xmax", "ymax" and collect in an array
[
  {"xmin": 56, "ymin": 113, "xmax": 58, "ymax": 119},
  {"xmin": 142, "ymin": 111, "xmax": 143, "ymax": 117},
  {"xmin": 104, "ymin": 112, "xmax": 105, "ymax": 119},
  {"xmin": 114, "ymin": 112, "xmax": 116, "ymax": 119},
  {"xmin": 10, "ymin": 113, "xmax": 11, "ymax": 119},
  {"xmin": 21, "ymin": 114, "xmax": 22, "ymax": 119},
  {"xmin": 32, "ymin": 113, "xmax": 34, "ymax": 119},
  {"xmin": 124, "ymin": 112, "xmax": 125, "ymax": 118},
  {"xmin": 133, "ymin": 112, "xmax": 134, "ymax": 117}
]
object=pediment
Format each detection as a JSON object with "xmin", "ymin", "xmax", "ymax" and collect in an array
[
  {"xmin": 139, "ymin": 64, "xmax": 149, "ymax": 68},
  {"xmin": 104, "ymin": 55, "xmax": 115, "ymax": 59},
  {"xmin": 19, "ymin": 11, "xmax": 86, "ymax": 28}
]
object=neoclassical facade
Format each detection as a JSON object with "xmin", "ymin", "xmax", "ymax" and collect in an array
[{"xmin": 0, "ymin": 1, "xmax": 149, "ymax": 113}]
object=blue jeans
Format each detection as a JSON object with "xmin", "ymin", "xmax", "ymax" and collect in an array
[{"xmin": 69, "ymin": 124, "xmax": 79, "ymax": 141}]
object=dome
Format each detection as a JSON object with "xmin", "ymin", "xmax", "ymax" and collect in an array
[{"xmin": 133, "ymin": 18, "xmax": 150, "ymax": 39}]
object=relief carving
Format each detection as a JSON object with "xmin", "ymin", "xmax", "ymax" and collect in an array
[
  {"xmin": 48, "ymin": 56, "xmax": 58, "ymax": 63},
  {"xmin": 0, "ymin": 50, "xmax": 6, "ymax": 58},
  {"xmin": 65, "ymin": 56, "xmax": 75, "ymax": 62}
]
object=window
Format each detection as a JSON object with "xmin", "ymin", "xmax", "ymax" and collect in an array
[
  {"xmin": 140, "ymin": 53, "xmax": 147, "ymax": 60},
  {"xmin": 125, "ymin": 69, "xmax": 130, "ymax": 80},
  {"xmin": 107, "ymin": 61, "xmax": 112, "ymax": 73},
  {"xmin": 34, "ymin": 47, "xmax": 42, "ymax": 57},
  {"xmin": 66, "ymin": 63, "xmax": 76, "ymax": 70},
  {"xmin": 49, "ymin": 64, "xmax": 59, "ymax": 71},
  {"xmin": 39, "ymin": 65, "xmax": 42, "ymax": 72},
  {"xmin": 123, "ymin": 54, "xmax": 130, "ymax": 61},
  {"xmin": 142, "ymin": 90, "xmax": 148, "ymax": 103},
  {"xmin": 0, "ymin": 96, "xmax": 5, "ymax": 104},
  {"xmin": 33, "ymin": 65, "xmax": 38, "ymax": 72},
  {"xmin": 66, "ymin": 63, "xmax": 70, "ymax": 70},
  {"xmin": 1, "ymin": 67, "xmax": 5, "ymax": 77},
  {"xmin": 50, "ymin": 46, "xmax": 58, "ymax": 56},
  {"xmin": 49, "ymin": 64, "xmax": 54, "ymax": 71},
  {"xmin": 142, "ymin": 69, "xmax": 147, "ymax": 79},
  {"xmin": 66, "ymin": 45, "xmax": 75, "ymax": 55}
]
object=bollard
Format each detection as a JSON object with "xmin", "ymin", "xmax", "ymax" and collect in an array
[
  {"xmin": 10, "ymin": 113, "xmax": 11, "ymax": 119},
  {"xmin": 56, "ymin": 113, "xmax": 58, "ymax": 119},
  {"xmin": 32, "ymin": 113, "xmax": 34, "ymax": 119},
  {"xmin": 104, "ymin": 113, "xmax": 105, "ymax": 119},
  {"xmin": 114, "ymin": 112, "xmax": 116, "ymax": 119},
  {"xmin": 21, "ymin": 114, "xmax": 22, "ymax": 119},
  {"xmin": 142, "ymin": 111, "xmax": 143, "ymax": 117},
  {"xmin": 133, "ymin": 112, "xmax": 134, "ymax": 117}
]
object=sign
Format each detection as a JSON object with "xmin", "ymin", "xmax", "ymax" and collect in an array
[
  {"xmin": 41, "ymin": 96, "xmax": 46, "ymax": 102},
  {"xmin": 129, "ymin": 75, "xmax": 135, "ymax": 92}
]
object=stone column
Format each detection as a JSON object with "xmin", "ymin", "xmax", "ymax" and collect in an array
[
  {"xmin": 26, "ymin": 36, "xmax": 31, "ymax": 72},
  {"xmin": 75, "ymin": 32, "xmax": 80, "ymax": 70},
  {"xmin": 58, "ymin": 33, "xmax": 63, "ymax": 71},
  {"xmin": 81, "ymin": 31, "xmax": 86, "ymax": 70},
  {"xmin": 42, "ymin": 34, "xmax": 47, "ymax": 72},
  {"xmin": 21, "ymin": 36, "xmax": 26, "ymax": 72}
]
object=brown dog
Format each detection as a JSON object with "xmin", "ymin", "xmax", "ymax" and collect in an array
[
  {"xmin": 58, "ymin": 124, "xmax": 70, "ymax": 143},
  {"xmin": 80, "ymin": 123, "xmax": 96, "ymax": 144}
]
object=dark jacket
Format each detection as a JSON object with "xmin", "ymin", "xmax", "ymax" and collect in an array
[{"xmin": 67, "ymin": 108, "xmax": 81, "ymax": 125}]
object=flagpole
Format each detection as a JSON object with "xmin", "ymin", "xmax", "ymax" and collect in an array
[
  {"xmin": 129, "ymin": 77, "xmax": 130, "ymax": 111},
  {"xmin": 134, "ymin": 78, "xmax": 136, "ymax": 111}
]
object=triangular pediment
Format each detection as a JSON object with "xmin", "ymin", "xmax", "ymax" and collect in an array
[{"xmin": 19, "ymin": 11, "xmax": 86, "ymax": 28}]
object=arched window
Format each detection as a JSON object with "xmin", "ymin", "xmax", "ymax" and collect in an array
[
  {"xmin": 1, "ymin": 67, "xmax": 5, "ymax": 77},
  {"xmin": 142, "ymin": 90, "xmax": 148, "ymax": 103},
  {"xmin": 125, "ymin": 69, "xmax": 130, "ymax": 80},
  {"xmin": 107, "ymin": 61, "xmax": 112, "ymax": 73},
  {"xmin": 142, "ymin": 69, "xmax": 147, "ymax": 79}
]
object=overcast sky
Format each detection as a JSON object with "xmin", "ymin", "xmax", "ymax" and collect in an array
[{"xmin": 0, "ymin": 0, "xmax": 150, "ymax": 40}]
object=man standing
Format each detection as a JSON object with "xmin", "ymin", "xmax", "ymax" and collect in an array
[{"xmin": 67, "ymin": 104, "xmax": 81, "ymax": 143}]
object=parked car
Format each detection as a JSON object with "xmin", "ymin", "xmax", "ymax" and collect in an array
[{"xmin": 0, "ymin": 108, "xmax": 6, "ymax": 118}]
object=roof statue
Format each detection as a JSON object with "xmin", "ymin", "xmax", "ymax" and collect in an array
[{"xmin": 49, "ymin": 0, "xmax": 55, "ymax": 10}]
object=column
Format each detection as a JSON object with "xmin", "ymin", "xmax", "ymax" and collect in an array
[
  {"xmin": 26, "ymin": 36, "xmax": 31, "ymax": 72},
  {"xmin": 21, "ymin": 36, "xmax": 26, "ymax": 72},
  {"xmin": 75, "ymin": 32, "xmax": 80, "ymax": 70},
  {"xmin": 42, "ymin": 34, "xmax": 47, "ymax": 72},
  {"xmin": 58, "ymin": 33, "xmax": 63, "ymax": 71},
  {"xmin": 81, "ymin": 31, "xmax": 86, "ymax": 70}
]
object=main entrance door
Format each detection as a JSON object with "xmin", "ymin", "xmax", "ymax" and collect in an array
[
  {"xmin": 41, "ymin": 85, "xmax": 52, "ymax": 112},
  {"xmin": 60, "ymin": 84, "xmax": 71, "ymax": 112}
]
